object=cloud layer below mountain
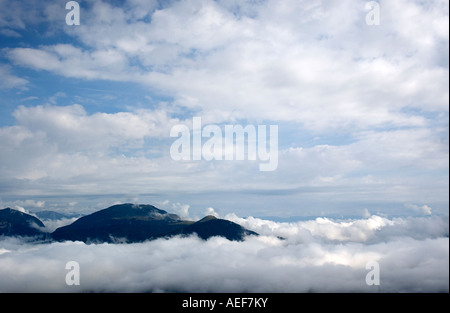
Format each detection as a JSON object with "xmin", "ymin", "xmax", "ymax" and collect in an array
[{"xmin": 0, "ymin": 214, "xmax": 447, "ymax": 292}]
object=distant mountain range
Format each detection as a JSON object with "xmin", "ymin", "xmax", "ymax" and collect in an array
[
  {"xmin": 0, "ymin": 204, "xmax": 258, "ymax": 243},
  {"xmin": 34, "ymin": 210, "xmax": 83, "ymax": 221}
]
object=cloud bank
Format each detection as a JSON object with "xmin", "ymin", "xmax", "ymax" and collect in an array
[{"xmin": 0, "ymin": 214, "xmax": 447, "ymax": 292}]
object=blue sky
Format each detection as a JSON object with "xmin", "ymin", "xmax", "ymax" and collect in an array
[{"xmin": 0, "ymin": 0, "xmax": 448, "ymax": 218}]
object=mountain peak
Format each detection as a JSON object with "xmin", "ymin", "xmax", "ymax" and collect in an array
[
  {"xmin": 197, "ymin": 215, "xmax": 218, "ymax": 223},
  {"xmin": 181, "ymin": 215, "xmax": 257, "ymax": 241},
  {"xmin": 0, "ymin": 207, "xmax": 47, "ymax": 237},
  {"xmin": 52, "ymin": 203, "xmax": 186, "ymax": 243}
]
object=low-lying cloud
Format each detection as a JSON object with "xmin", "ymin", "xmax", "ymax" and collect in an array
[{"xmin": 0, "ymin": 214, "xmax": 448, "ymax": 292}]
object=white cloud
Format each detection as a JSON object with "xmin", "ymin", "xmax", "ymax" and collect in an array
[
  {"xmin": 12, "ymin": 200, "xmax": 45, "ymax": 210},
  {"xmin": 0, "ymin": 104, "xmax": 181, "ymax": 162},
  {"xmin": 0, "ymin": 65, "xmax": 28, "ymax": 90},
  {"xmin": 0, "ymin": 0, "xmax": 448, "ymax": 216},
  {"xmin": 405, "ymin": 203, "xmax": 433, "ymax": 215},
  {"xmin": 11, "ymin": 205, "xmax": 29, "ymax": 214},
  {"xmin": 171, "ymin": 202, "xmax": 191, "ymax": 219},
  {"xmin": 40, "ymin": 217, "xmax": 79, "ymax": 233},
  {"xmin": 5, "ymin": 0, "xmax": 448, "ymax": 130},
  {"xmin": 6, "ymin": 44, "xmax": 131, "ymax": 81},
  {"xmin": 0, "ymin": 214, "xmax": 447, "ymax": 292},
  {"xmin": 421, "ymin": 205, "xmax": 433, "ymax": 215},
  {"xmin": 0, "ymin": 101, "xmax": 447, "ymax": 212},
  {"xmin": 227, "ymin": 214, "xmax": 449, "ymax": 243},
  {"xmin": 204, "ymin": 207, "xmax": 219, "ymax": 218}
]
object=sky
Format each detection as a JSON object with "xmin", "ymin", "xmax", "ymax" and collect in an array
[
  {"xmin": 0, "ymin": 0, "xmax": 449, "ymax": 219},
  {"xmin": 0, "ymin": 0, "xmax": 448, "ymax": 294}
]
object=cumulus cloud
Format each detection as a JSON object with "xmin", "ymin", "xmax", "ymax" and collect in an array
[
  {"xmin": 0, "ymin": 104, "xmax": 191, "ymax": 189},
  {"xmin": 10, "ymin": 104, "xmax": 180, "ymax": 150},
  {"xmin": 170, "ymin": 202, "xmax": 191, "ymax": 220},
  {"xmin": 0, "ymin": 0, "xmax": 448, "ymax": 216},
  {"xmin": 0, "ymin": 214, "xmax": 447, "ymax": 292},
  {"xmin": 0, "ymin": 101, "xmax": 447, "ymax": 215},
  {"xmin": 5, "ymin": 0, "xmax": 448, "ymax": 128},
  {"xmin": 204, "ymin": 207, "xmax": 220, "ymax": 218},
  {"xmin": 226, "ymin": 213, "xmax": 449, "ymax": 243}
]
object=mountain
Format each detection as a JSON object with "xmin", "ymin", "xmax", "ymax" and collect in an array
[
  {"xmin": 34, "ymin": 210, "xmax": 83, "ymax": 220},
  {"xmin": 0, "ymin": 208, "xmax": 48, "ymax": 237},
  {"xmin": 51, "ymin": 203, "xmax": 189, "ymax": 243},
  {"xmin": 180, "ymin": 215, "xmax": 258, "ymax": 240},
  {"xmin": 51, "ymin": 203, "xmax": 257, "ymax": 243}
]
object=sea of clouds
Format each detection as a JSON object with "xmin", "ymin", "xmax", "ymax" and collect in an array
[{"xmin": 0, "ymin": 213, "xmax": 448, "ymax": 293}]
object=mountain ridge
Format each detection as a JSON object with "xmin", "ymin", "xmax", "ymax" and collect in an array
[{"xmin": 1, "ymin": 204, "xmax": 258, "ymax": 243}]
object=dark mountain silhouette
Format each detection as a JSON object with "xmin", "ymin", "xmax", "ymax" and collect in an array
[
  {"xmin": 0, "ymin": 208, "xmax": 48, "ymax": 237},
  {"xmin": 51, "ymin": 203, "xmax": 189, "ymax": 243},
  {"xmin": 51, "ymin": 203, "xmax": 258, "ymax": 243},
  {"xmin": 180, "ymin": 215, "xmax": 258, "ymax": 240}
]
